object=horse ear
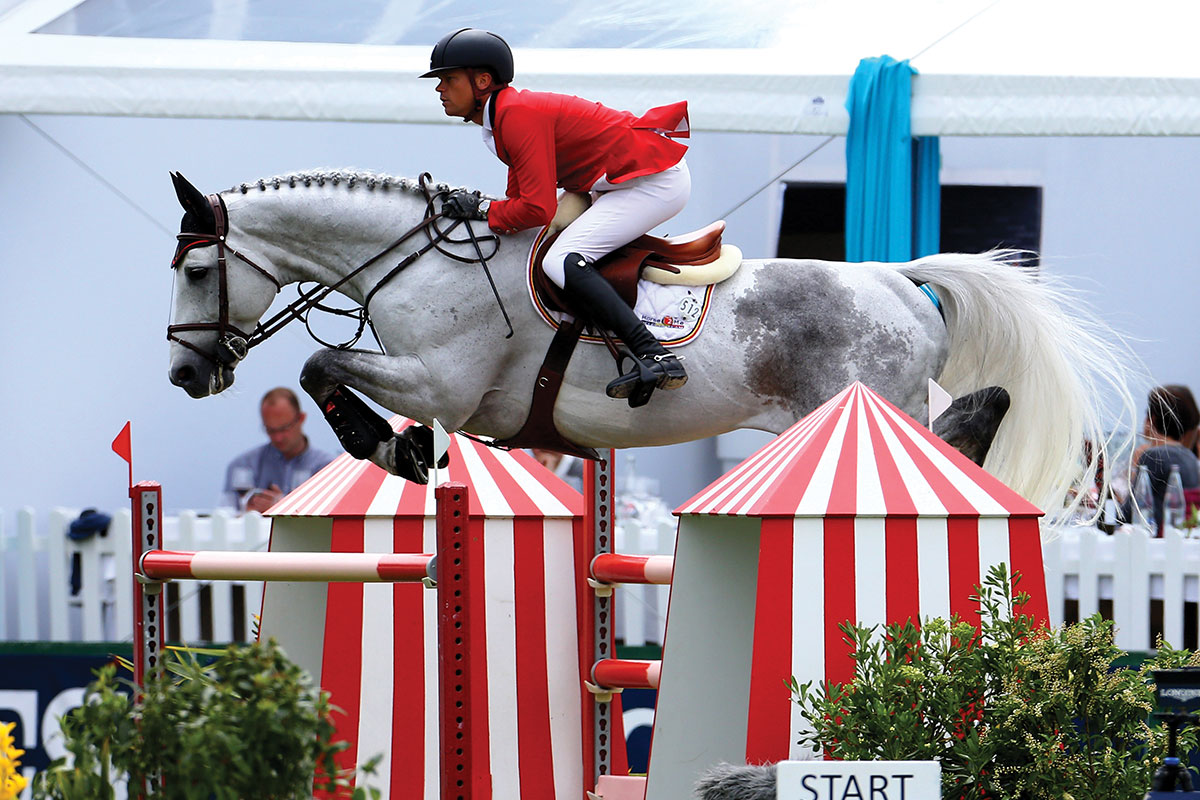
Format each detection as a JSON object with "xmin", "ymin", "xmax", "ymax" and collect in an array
[{"xmin": 171, "ymin": 171, "xmax": 215, "ymax": 233}]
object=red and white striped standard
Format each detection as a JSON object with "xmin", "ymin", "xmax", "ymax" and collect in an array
[
  {"xmin": 672, "ymin": 382, "xmax": 1049, "ymax": 764},
  {"xmin": 140, "ymin": 550, "xmax": 433, "ymax": 582},
  {"xmin": 590, "ymin": 553, "xmax": 674, "ymax": 585},
  {"xmin": 261, "ymin": 419, "xmax": 627, "ymax": 800}
]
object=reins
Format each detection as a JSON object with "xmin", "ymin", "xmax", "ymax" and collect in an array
[{"xmin": 167, "ymin": 173, "xmax": 508, "ymax": 371}]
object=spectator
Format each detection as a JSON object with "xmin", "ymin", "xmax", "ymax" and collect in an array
[
  {"xmin": 221, "ymin": 388, "xmax": 335, "ymax": 512},
  {"xmin": 1122, "ymin": 385, "xmax": 1200, "ymax": 529},
  {"xmin": 1133, "ymin": 384, "xmax": 1200, "ymax": 461},
  {"xmin": 530, "ymin": 448, "xmax": 585, "ymax": 492}
]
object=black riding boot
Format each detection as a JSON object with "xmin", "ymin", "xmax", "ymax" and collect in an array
[{"xmin": 561, "ymin": 253, "xmax": 687, "ymax": 406}]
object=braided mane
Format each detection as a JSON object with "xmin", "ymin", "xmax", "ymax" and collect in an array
[{"xmin": 227, "ymin": 169, "xmax": 457, "ymax": 196}]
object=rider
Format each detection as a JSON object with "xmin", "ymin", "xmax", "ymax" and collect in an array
[{"xmin": 421, "ymin": 27, "xmax": 691, "ymax": 404}]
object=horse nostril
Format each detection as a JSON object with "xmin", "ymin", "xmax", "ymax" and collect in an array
[{"xmin": 172, "ymin": 364, "xmax": 197, "ymax": 386}]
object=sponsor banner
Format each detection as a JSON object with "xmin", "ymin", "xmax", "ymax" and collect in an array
[{"xmin": 1, "ymin": 644, "xmax": 132, "ymax": 798}]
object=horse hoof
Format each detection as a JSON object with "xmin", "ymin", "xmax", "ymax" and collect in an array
[
  {"xmin": 391, "ymin": 437, "xmax": 430, "ymax": 484},
  {"xmin": 399, "ymin": 424, "xmax": 451, "ymax": 469}
]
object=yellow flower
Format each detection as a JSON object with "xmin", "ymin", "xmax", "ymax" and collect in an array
[{"xmin": 0, "ymin": 721, "xmax": 28, "ymax": 800}]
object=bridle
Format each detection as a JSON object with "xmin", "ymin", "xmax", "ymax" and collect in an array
[{"xmin": 166, "ymin": 173, "xmax": 506, "ymax": 372}]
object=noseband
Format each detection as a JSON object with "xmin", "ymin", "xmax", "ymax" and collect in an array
[{"xmin": 166, "ymin": 174, "xmax": 505, "ymax": 373}]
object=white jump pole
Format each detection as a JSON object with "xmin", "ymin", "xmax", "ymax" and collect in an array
[{"xmin": 140, "ymin": 550, "xmax": 434, "ymax": 583}]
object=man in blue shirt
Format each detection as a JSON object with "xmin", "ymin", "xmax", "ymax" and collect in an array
[{"xmin": 221, "ymin": 387, "xmax": 335, "ymax": 512}]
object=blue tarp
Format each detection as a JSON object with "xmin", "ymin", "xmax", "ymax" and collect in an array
[{"xmin": 845, "ymin": 55, "xmax": 940, "ymax": 262}]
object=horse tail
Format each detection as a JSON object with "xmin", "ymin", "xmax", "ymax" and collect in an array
[{"xmin": 895, "ymin": 250, "xmax": 1141, "ymax": 517}]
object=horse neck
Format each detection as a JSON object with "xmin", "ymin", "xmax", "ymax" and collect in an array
[
  {"xmin": 222, "ymin": 183, "xmax": 537, "ymax": 312},
  {"xmin": 223, "ymin": 185, "xmax": 439, "ymax": 304}
]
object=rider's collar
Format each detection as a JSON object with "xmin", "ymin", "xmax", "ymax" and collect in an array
[{"xmin": 482, "ymin": 92, "xmax": 498, "ymax": 156}]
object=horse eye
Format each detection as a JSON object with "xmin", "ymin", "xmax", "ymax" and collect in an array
[{"xmin": 184, "ymin": 266, "xmax": 209, "ymax": 282}]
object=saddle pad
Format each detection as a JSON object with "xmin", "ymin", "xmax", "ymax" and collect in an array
[{"xmin": 525, "ymin": 227, "xmax": 716, "ymax": 347}]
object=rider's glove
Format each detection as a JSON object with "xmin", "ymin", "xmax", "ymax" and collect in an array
[{"xmin": 442, "ymin": 189, "xmax": 489, "ymax": 221}]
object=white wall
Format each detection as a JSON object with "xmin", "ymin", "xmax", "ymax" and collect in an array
[{"xmin": 1, "ymin": 112, "xmax": 1196, "ymax": 523}]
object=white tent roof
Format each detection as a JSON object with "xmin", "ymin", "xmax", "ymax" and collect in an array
[{"xmin": 3, "ymin": 0, "xmax": 1200, "ymax": 135}]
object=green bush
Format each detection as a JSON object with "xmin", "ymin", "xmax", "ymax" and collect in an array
[
  {"xmin": 791, "ymin": 564, "xmax": 1200, "ymax": 800},
  {"xmin": 32, "ymin": 639, "xmax": 379, "ymax": 800}
]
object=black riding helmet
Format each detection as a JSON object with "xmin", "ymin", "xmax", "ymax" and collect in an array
[{"xmin": 420, "ymin": 28, "xmax": 514, "ymax": 84}]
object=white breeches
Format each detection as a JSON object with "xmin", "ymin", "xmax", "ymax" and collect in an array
[{"xmin": 542, "ymin": 158, "xmax": 691, "ymax": 288}]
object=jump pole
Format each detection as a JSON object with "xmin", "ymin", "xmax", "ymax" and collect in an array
[{"xmin": 140, "ymin": 550, "xmax": 435, "ymax": 582}]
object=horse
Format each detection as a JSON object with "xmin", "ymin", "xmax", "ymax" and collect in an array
[{"xmin": 165, "ymin": 168, "xmax": 1136, "ymax": 514}]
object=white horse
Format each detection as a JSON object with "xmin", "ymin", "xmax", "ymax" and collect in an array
[{"xmin": 165, "ymin": 169, "xmax": 1135, "ymax": 512}]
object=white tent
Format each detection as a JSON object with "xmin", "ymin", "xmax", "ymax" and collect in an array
[{"xmin": 4, "ymin": 0, "xmax": 1200, "ymax": 135}]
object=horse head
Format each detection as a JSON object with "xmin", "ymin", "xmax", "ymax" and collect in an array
[{"xmin": 166, "ymin": 172, "xmax": 282, "ymax": 397}]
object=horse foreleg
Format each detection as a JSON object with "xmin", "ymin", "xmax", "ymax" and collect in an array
[{"xmin": 299, "ymin": 350, "xmax": 454, "ymax": 483}]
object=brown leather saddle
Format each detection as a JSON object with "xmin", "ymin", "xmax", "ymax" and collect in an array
[
  {"xmin": 494, "ymin": 221, "xmax": 727, "ymax": 460},
  {"xmin": 530, "ymin": 221, "xmax": 726, "ymax": 314}
]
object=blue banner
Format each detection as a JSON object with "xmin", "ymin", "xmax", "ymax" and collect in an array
[{"xmin": 0, "ymin": 644, "xmax": 132, "ymax": 796}]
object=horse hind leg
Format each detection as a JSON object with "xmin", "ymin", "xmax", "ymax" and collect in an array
[{"xmin": 932, "ymin": 386, "xmax": 1011, "ymax": 467}]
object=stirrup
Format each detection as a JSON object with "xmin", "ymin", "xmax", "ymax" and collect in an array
[{"xmin": 606, "ymin": 351, "xmax": 687, "ymax": 405}]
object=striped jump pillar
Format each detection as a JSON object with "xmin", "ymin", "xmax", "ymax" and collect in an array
[
  {"xmin": 644, "ymin": 382, "xmax": 1049, "ymax": 800},
  {"xmin": 130, "ymin": 481, "xmax": 477, "ymax": 799},
  {"xmin": 263, "ymin": 418, "xmax": 627, "ymax": 800}
]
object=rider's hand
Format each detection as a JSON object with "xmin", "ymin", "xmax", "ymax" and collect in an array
[{"xmin": 442, "ymin": 189, "xmax": 489, "ymax": 221}]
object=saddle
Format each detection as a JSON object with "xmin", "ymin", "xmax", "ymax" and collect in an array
[
  {"xmin": 495, "ymin": 193, "xmax": 741, "ymax": 461},
  {"xmin": 530, "ymin": 192, "xmax": 739, "ymax": 315}
]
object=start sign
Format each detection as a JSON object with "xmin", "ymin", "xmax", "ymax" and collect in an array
[{"xmin": 776, "ymin": 760, "xmax": 941, "ymax": 800}]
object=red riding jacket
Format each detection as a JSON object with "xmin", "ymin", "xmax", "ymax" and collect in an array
[{"xmin": 485, "ymin": 88, "xmax": 689, "ymax": 235}]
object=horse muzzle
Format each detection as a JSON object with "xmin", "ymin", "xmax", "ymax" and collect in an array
[{"xmin": 169, "ymin": 358, "xmax": 236, "ymax": 398}]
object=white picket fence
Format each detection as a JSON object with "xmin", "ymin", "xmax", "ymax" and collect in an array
[
  {"xmin": 1041, "ymin": 523, "xmax": 1200, "ymax": 651},
  {"xmin": 4, "ymin": 505, "xmax": 1195, "ymax": 653},
  {"xmin": 0, "ymin": 508, "xmax": 270, "ymax": 644},
  {"xmin": 0, "ymin": 503, "xmax": 676, "ymax": 647}
]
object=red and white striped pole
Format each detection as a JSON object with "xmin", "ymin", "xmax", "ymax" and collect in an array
[
  {"xmin": 590, "ymin": 553, "xmax": 674, "ymax": 586},
  {"xmin": 140, "ymin": 550, "xmax": 434, "ymax": 583},
  {"xmin": 591, "ymin": 658, "xmax": 662, "ymax": 691}
]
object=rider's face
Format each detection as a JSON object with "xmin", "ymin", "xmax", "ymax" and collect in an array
[{"xmin": 435, "ymin": 69, "xmax": 477, "ymax": 120}]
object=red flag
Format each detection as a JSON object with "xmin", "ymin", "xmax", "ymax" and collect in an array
[
  {"xmin": 112, "ymin": 422, "xmax": 132, "ymax": 463},
  {"xmin": 113, "ymin": 421, "xmax": 132, "ymax": 489}
]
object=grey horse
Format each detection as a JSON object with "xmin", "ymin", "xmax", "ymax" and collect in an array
[{"xmin": 166, "ymin": 169, "xmax": 1135, "ymax": 512}]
